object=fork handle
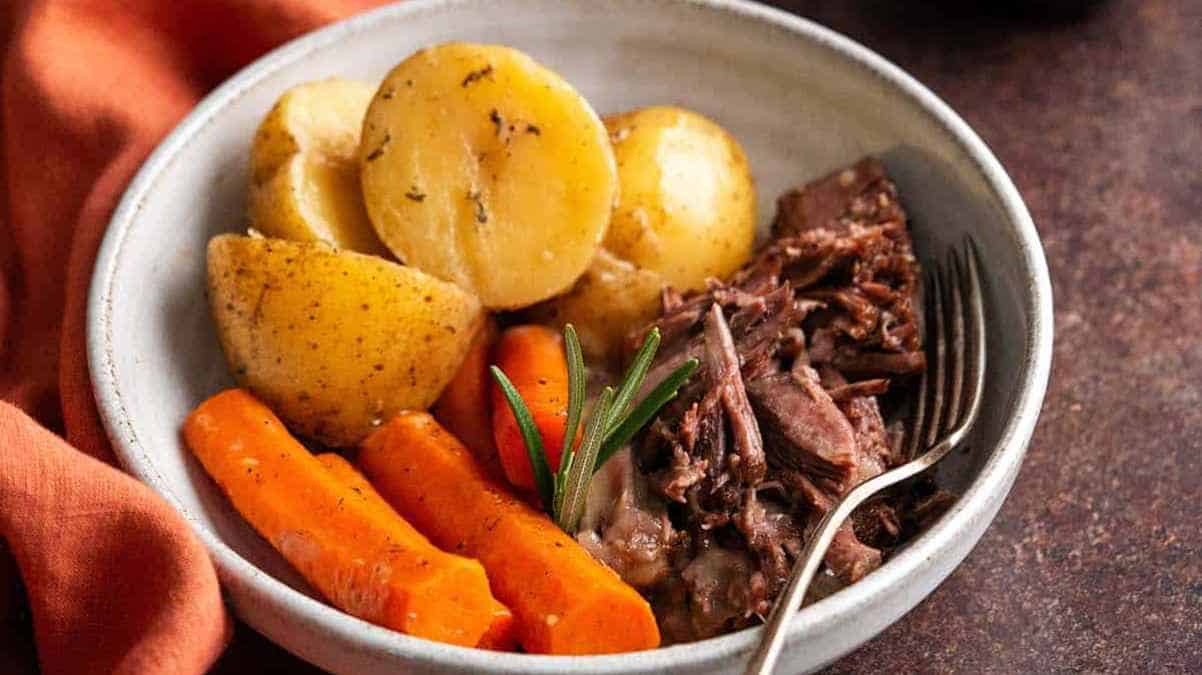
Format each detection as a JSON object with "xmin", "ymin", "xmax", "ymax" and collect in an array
[{"xmin": 743, "ymin": 436, "xmax": 957, "ymax": 675}]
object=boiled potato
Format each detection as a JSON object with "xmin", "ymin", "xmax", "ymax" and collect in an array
[
  {"xmin": 248, "ymin": 78, "xmax": 387, "ymax": 255},
  {"xmin": 603, "ymin": 106, "xmax": 756, "ymax": 292},
  {"xmin": 207, "ymin": 234, "xmax": 483, "ymax": 447},
  {"xmin": 251, "ymin": 78, "xmax": 374, "ymax": 181},
  {"xmin": 359, "ymin": 43, "xmax": 617, "ymax": 309},
  {"xmin": 248, "ymin": 153, "xmax": 387, "ymax": 255},
  {"xmin": 527, "ymin": 249, "xmax": 666, "ymax": 364}
]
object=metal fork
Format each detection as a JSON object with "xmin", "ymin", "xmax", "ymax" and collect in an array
[{"xmin": 745, "ymin": 239, "xmax": 986, "ymax": 675}]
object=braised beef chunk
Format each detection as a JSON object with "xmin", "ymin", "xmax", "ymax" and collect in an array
[
  {"xmin": 654, "ymin": 547, "xmax": 765, "ymax": 642},
  {"xmin": 735, "ymin": 489, "xmax": 804, "ymax": 598},
  {"xmin": 590, "ymin": 157, "xmax": 959, "ymax": 643},
  {"xmin": 823, "ymin": 522, "xmax": 883, "ymax": 582},
  {"xmin": 746, "ymin": 371, "xmax": 859, "ymax": 487},
  {"xmin": 576, "ymin": 448, "xmax": 676, "ymax": 590},
  {"xmin": 772, "ymin": 157, "xmax": 906, "ymax": 239}
]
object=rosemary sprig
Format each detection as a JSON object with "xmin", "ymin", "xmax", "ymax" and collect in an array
[
  {"xmin": 489, "ymin": 324, "xmax": 699, "ymax": 533},
  {"xmin": 556, "ymin": 386, "xmax": 614, "ymax": 531},
  {"xmin": 605, "ymin": 327, "xmax": 661, "ymax": 436},
  {"xmin": 596, "ymin": 356, "xmax": 699, "ymax": 470},
  {"xmin": 553, "ymin": 325, "xmax": 587, "ymax": 515}
]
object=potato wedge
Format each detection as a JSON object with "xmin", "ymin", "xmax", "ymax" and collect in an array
[
  {"xmin": 359, "ymin": 43, "xmax": 617, "ymax": 309},
  {"xmin": 207, "ymin": 234, "xmax": 483, "ymax": 446},
  {"xmin": 249, "ymin": 78, "xmax": 387, "ymax": 255},
  {"xmin": 526, "ymin": 249, "xmax": 665, "ymax": 364},
  {"xmin": 603, "ymin": 106, "xmax": 756, "ymax": 292}
]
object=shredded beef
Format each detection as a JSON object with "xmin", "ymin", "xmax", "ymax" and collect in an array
[
  {"xmin": 654, "ymin": 547, "xmax": 765, "ymax": 642},
  {"xmin": 702, "ymin": 305, "xmax": 767, "ymax": 485},
  {"xmin": 584, "ymin": 158, "xmax": 957, "ymax": 643},
  {"xmin": 576, "ymin": 448, "xmax": 676, "ymax": 590},
  {"xmin": 826, "ymin": 377, "xmax": 890, "ymax": 402}
]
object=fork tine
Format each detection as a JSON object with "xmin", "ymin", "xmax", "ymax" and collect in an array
[
  {"xmin": 949, "ymin": 238, "xmax": 987, "ymax": 441},
  {"xmin": 941, "ymin": 247, "xmax": 967, "ymax": 435},
  {"xmin": 923, "ymin": 263, "xmax": 947, "ymax": 450},
  {"xmin": 904, "ymin": 368, "xmax": 928, "ymax": 461},
  {"xmin": 904, "ymin": 268, "xmax": 933, "ymax": 460}
]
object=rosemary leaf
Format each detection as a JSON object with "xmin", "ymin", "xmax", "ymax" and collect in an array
[
  {"xmin": 604, "ymin": 327, "xmax": 661, "ymax": 437},
  {"xmin": 595, "ymin": 358, "xmax": 700, "ymax": 470},
  {"xmin": 554, "ymin": 325, "xmax": 586, "ymax": 516},
  {"xmin": 560, "ymin": 326, "xmax": 586, "ymax": 467},
  {"xmin": 555, "ymin": 386, "xmax": 614, "ymax": 532},
  {"xmin": 553, "ymin": 452, "xmax": 571, "ymax": 516},
  {"xmin": 490, "ymin": 365, "xmax": 554, "ymax": 508}
]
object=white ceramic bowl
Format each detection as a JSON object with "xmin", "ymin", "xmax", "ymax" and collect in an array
[{"xmin": 87, "ymin": 1, "xmax": 1053, "ymax": 672}]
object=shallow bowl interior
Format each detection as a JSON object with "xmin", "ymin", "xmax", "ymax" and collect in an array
[{"xmin": 88, "ymin": 1, "xmax": 1052, "ymax": 673}]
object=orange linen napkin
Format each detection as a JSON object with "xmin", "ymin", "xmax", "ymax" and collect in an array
[{"xmin": 0, "ymin": 1, "xmax": 385, "ymax": 672}]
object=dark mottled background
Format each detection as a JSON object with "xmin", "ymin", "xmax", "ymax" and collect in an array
[
  {"xmin": 798, "ymin": 0, "xmax": 1202, "ymax": 672},
  {"xmin": 211, "ymin": 0, "xmax": 1202, "ymax": 672}
]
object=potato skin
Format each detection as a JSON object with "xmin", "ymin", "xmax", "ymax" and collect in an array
[
  {"xmin": 207, "ymin": 234, "xmax": 483, "ymax": 447},
  {"xmin": 603, "ymin": 106, "xmax": 756, "ymax": 292},
  {"xmin": 526, "ymin": 249, "xmax": 665, "ymax": 365},
  {"xmin": 359, "ymin": 43, "xmax": 617, "ymax": 309},
  {"xmin": 248, "ymin": 78, "xmax": 387, "ymax": 255}
]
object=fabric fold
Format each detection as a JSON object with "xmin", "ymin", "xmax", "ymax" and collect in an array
[
  {"xmin": 0, "ymin": 402, "xmax": 230, "ymax": 673},
  {"xmin": 0, "ymin": 1, "xmax": 385, "ymax": 672}
]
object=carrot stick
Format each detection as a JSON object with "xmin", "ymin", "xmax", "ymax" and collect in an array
[
  {"xmin": 359, "ymin": 412, "xmax": 660, "ymax": 655},
  {"xmin": 433, "ymin": 317, "xmax": 505, "ymax": 479},
  {"xmin": 317, "ymin": 453, "xmax": 516, "ymax": 651},
  {"xmin": 315, "ymin": 452, "xmax": 388, "ymax": 503},
  {"xmin": 182, "ymin": 389, "xmax": 500, "ymax": 647},
  {"xmin": 490, "ymin": 325, "xmax": 571, "ymax": 492},
  {"xmin": 475, "ymin": 603, "xmax": 518, "ymax": 652}
]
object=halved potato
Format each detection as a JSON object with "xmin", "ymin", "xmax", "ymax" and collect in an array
[
  {"xmin": 603, "ymin": 106, "xmax": 756, "ymax": 292},
  {"xmin": 251, "ymin": 78, "xmax": 375, "ymax": 181},
  {"xmin": 526, "ymin": 249, "xmax": 665, "ymax": 364},
  {"xmin": 248, "ymin": 78, "xmax": 387, "ymax": 255},
  {"xmin": 207, "ymin": 234, "xmax": 483, "ymax": 447},
  {"xmin": 359, "ymin": 43, "xmax": 617, "ymax": 309}
]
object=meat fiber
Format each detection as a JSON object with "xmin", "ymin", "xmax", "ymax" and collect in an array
[
  {"xmin": 576, "ymin": 448, "xmax": 676, "ymax": 590},
  {"xmin": 599, "ymin": 158, "xmax": 957, "ymax": 642}
]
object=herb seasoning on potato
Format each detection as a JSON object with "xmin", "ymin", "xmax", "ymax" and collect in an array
[
  {"xmin": 185, "ymin": 40, "xmax": 940, "ymax": 656},
  {"xmin": 247, "ymin": 79, "xmax": 388, "ymax": 255},
  {"xmin": 206, "ymin": 235, "xmax": 482, "ymax": 447},
  {"xmin": 358, "ymin": 43, "xmax": 617, "ymax": 309}
]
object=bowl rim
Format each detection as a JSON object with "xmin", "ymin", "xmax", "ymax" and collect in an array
[{"xmin": 87, "ymin": 0, "xmax": 1054, "ymax": 671}]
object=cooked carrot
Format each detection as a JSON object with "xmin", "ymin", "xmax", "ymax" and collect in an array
[
  {"xmin": 317, "ymin": 453, "xmax": 517, "ymax": 651},
  {"xmin": 490, "ymin": 324, "xmax": 571, "ymax": 492},
  {"xmin": 475, "ymin": 602, "xmax": 518, "ymax": 652},
  {"xmin": 359, "ymin": 412, "xmax": 660, "ymax": 655},
  {"xmin": 182, "ymin": 389, "xmax": 500, "ymax": 647},
  {"xmin": 315, "ymin": 452, "xmax": 391, "ymax": 506},
  {"xmin": 433, "ymin": 316, "xmax": 505, "ymax": 479}
]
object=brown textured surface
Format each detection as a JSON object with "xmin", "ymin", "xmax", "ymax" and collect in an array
[
  {"xmin": 213, "ymin": 1, "xmax": 1202, "ymax": 672},
  {"xmin": 784, "ymin": 1, "xmax": 1202, "ymax": 673}
]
